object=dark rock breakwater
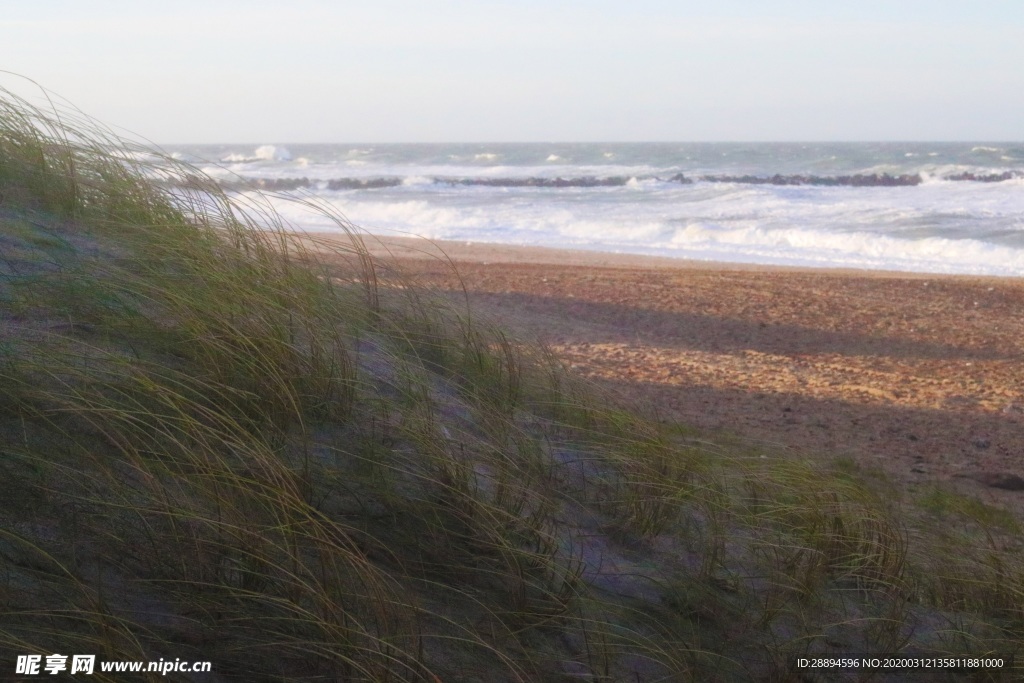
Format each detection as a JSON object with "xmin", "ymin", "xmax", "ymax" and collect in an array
[{"xmin": 214, "ymin": 169, "xmax": 1024, "ymax": 192}]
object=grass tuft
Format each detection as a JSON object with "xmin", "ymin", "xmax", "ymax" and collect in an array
[{"xmin": 2, "ymin": 82, "xmax": 1023, "ymax": 680}]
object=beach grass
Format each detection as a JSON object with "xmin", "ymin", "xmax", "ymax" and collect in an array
[{"xmin": 1, "ymin": 85, "xmax": 1022, "ymax": 681}]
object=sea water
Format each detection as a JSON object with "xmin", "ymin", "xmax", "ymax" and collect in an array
[{"xmin": 167, "ymin": 142, "xmax": 1024, "ymax": 276}]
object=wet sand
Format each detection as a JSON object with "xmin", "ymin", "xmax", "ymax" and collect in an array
[{"xmin": 311, "ymin": 233, "xmax": 1024, "ymax": 505}]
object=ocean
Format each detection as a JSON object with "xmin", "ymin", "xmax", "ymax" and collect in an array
[{"xmin": 167, "ymin": 142, "xmax": 1024, "ymax": 276}]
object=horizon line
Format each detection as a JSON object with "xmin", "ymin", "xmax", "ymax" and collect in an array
[{"xmin": 157, "ymin": 139, "xmax": 1024, "ymax": 146}]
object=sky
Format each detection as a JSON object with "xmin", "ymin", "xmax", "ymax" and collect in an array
[{"xmin": 2, "ymin": 0, "xmax": 1023, "ymax": 143}]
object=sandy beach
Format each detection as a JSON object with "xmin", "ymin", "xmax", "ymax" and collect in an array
[{"xmin": 313, "ymin": 233, "xmax": 1024, "ymax": 505}]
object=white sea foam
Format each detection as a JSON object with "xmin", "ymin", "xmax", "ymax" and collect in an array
[
  {"xmin": 257, "ymin": 181, "xmax": 1024, "ymax": 277},
  {"xmin": 401, "ymin": 175, "xmax": 433, "ymax": 186},
  {"xmin": 918, "ymin": 173, "xmax": 948, "ymax": 185},
  {"xmin": 663, "ymin": 223, "xmax": 1024, "ymax": 275},
  {"xmin": 180, "ymin": 142, "xmax": 1024, "ymax": 277},
  {"xmin": 222, "ymin": 145, "xmax": 292, "ymax": 163},
  {"xmin": 254, "ymin": 145, "xmax": 291, "ymax": 161},
  {"xmin": 625, "ymin": 177, "xmax": 659, "ymax": 190}
]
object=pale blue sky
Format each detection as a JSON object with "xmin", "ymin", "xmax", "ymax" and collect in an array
[{"xmin": 2, "ymin": 0, "xmax": 1022, "ymax": 142}]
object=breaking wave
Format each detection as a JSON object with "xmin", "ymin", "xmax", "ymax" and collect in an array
[{"xmin": 221, "ymin": 145, "xmax": 293, "ymax": 163}]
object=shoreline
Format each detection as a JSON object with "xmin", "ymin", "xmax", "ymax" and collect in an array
[
  {"xmin": 307, "ymin": 232, "xmax": 1023, "ymax": 282},
  {"xmin": 307, "ymin": 231, "xmax": 1024, "ymax": 508}
]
